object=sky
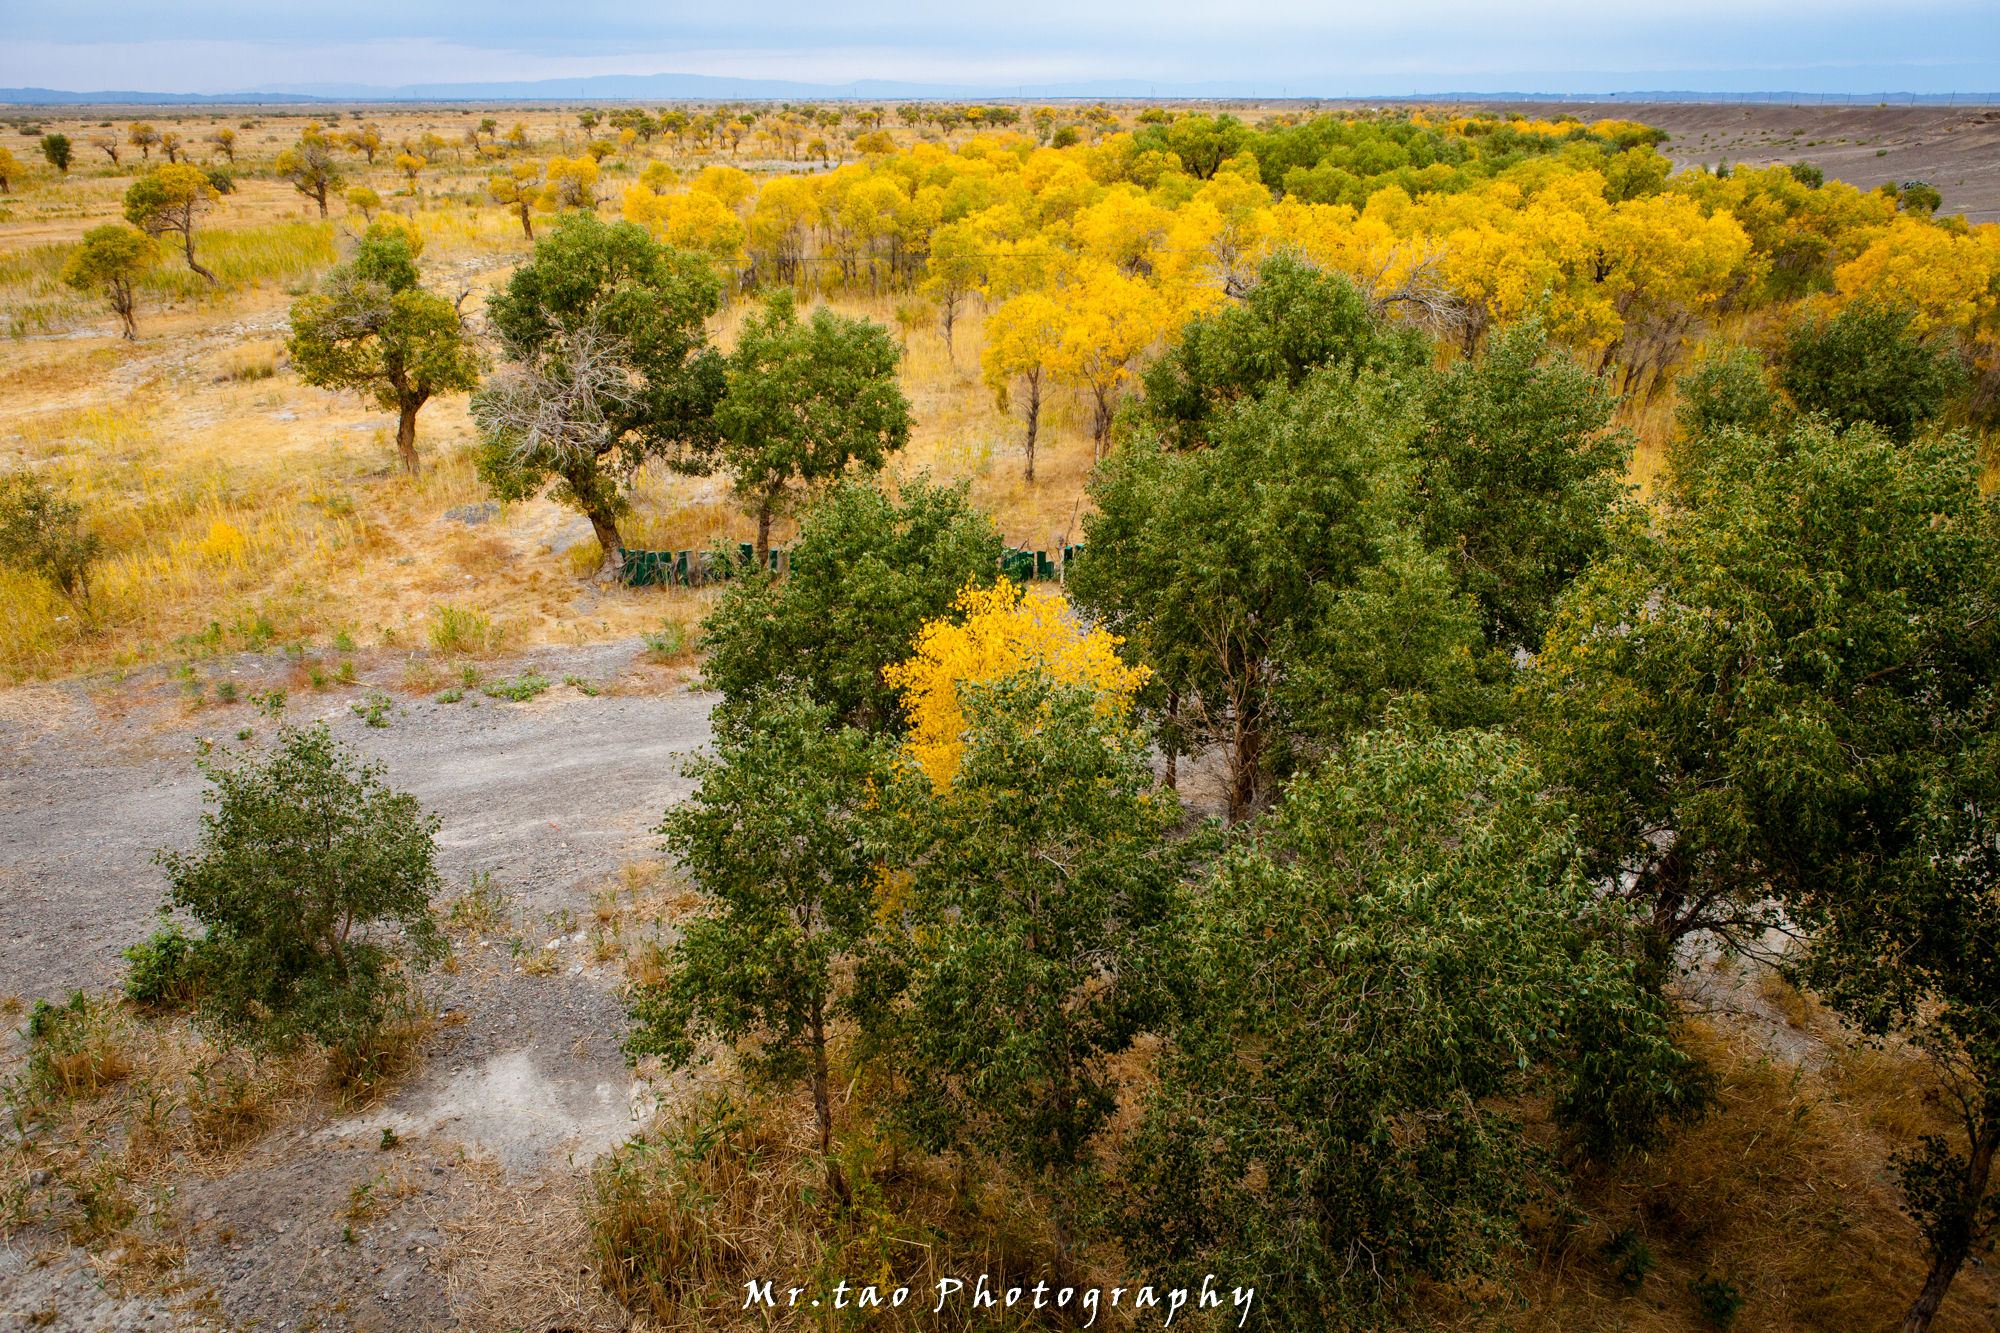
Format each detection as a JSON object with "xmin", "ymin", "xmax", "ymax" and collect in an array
[{"xmin": 6, "ymin": 0, "xmax": 1998, "ymax": 97}]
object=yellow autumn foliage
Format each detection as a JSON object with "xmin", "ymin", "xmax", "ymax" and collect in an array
[{"xmin": 886, "ymin": 582, "xmax": 1150, "ymax": 791}]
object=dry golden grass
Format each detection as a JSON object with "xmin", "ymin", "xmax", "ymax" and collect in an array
[{"xmin": 1460, "ymin": 1010, "xmax": 2000, "ymax": 1333}]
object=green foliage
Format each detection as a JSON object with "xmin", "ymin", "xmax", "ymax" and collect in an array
[
  {"xmin": 482, "ymin": 669, "xmax": 550, "ymax": 702},
  {"xmin": 1074, "ymin": 364, "xmax": 1442, "ymax": 817},
  {"xmin": 1674, "ymin": 343, "xmax": 1780, "ymax": 445},
  {"xmin": 1603, "ymin": 1227, "xmax": 1656, "ymax": 1291},
  {"xmin": 1139, "ymin": 254, "xmax": 1427, "ymax": 450},
  {"xmin": 148, "ymin": 724, "xmax": 446, "ymax": 1049},
  {"xmin": 640, "ymin": 618, "xmax": 689, "ymax": 660},
  {"xmin": 1689, "ymin": 1274, "xmax": 1746, "ymax": 1328},
  {"xmin": 287, "ymin": 233, "xmax": 482, "ymax": 474},
  {"xmin": 1898, "ymin": 181, "xmax": 1944, "ymax": 216},
  {"xmin": 122, "ymin": 915, "xmax": 207, "ymax": 1007},
  {"xmin": 872, "ymin": 673, "xmax": 1194, "ymax": 1251},
  {"xmin": 0, "ymin": 470, "xmax": 100, "ymax": 611},
  {"xmin": 1244, "ymin": 111, "xmax": 1665, "ymax": 209},
  {"xmin": 698, "ymin": 476, "xmax": 1000, "ymax": 735},
  {"xmin": 1789, "ymin": 162, "xmax": 1824, "ymax": 189},
  {"xmin": 350, "ymin": 690, "xmax": 393, "ymax": 726},
  {"xmin": 1776, "ymin": 300, "xmax": 1967, "ymax": 442},
  {"xmin": 426, "ymin": 604, "xmax": 491, "ymax": 655},
  {"xmin": 630, "ymin": 698, "xmax": 882, "ymax": 1167},
  {"xmin": 475, "ymin": 212, "xmax": 724, "ymax": 565},
  {"xmin": 1536, "ymin": 421, "xmax": 2000, "ymax": 954},
  {"xmin": 1412, "ymin": 321, "xmax": 1633, "ymax": 656},
  {"xmin": 39, "ymin": 134, "xmax": 69, "ymax": 172},
  {"xmin": 1119, "ymin": 727, "xmax": 1688, "ymax": 1329},
  {"xmin": 709, "ymin": 290, "xmax": 912, "ymax": 558}
]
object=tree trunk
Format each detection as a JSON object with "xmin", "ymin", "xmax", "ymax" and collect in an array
[
  {"xmin": 1023, "ymin": 371, "xmax": 1041, "ymax": 483},
  {"xmin": 518, "ymin": 202, "xmax": 533, "ymax": 239},
  {"xmin": 1226, "ymin": 692, "xmax": 1262, "ymax": 823},
  {"xmin": 395, "ymin": 398, "xmax": 422, "ymax": 475},
  {"xmin": 1900, "ymin": 1107, "xmax": 2000, "ymax": 1333},
  {"xmin": 315, "ymin": 185, "xmax": 329, "ymax": 218},
  {"xmin": 182, "ymin": 231, "xmax": 218, "ymax": 285},
  {"xmin": 585, "ymin": 506, "xmax": 626, "ymax": 583},
  {"xmin": 809, "ymin": 1000, "xmax": 850, "ymax": 1204},
  {"xmin": 1163, "ymin": 685, "xmax": 1179, "ymax": 791},
  {"xmin": 755, "ymin": 493, "xmax": 777, "ymax": 572},
  {"xmin": 112, "ymin": 279, "xmax": 137, "ymax": 340},
  {"xmin": 1092, "ymin": 385, "xmax": 1113, "ymax": 459}
]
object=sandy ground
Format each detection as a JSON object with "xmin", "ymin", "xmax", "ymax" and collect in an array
[
  {"xmin": 1485, "ymin": 100, "xmax": 2000, "ymax": 224},
  {"xmin": 0, "ymin": 641, "xmax": 716, "ymax": 1332}
]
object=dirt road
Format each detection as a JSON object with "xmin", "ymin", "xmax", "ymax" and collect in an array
[{"xmin": 0, "ymin": 640, "xmax": 714, "ymax": 1002}]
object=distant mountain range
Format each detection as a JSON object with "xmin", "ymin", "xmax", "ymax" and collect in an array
[{"xmin": 3, "ymin": 73, "xmax": 1996, "ymax": 107}]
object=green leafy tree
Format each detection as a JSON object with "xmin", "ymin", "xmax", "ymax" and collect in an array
[
  {"xmin": 123, "ymin": 163, "xmax": 220, "ymax": 285},
  {"xmin": 1777, "ymin": 300, "xmax": 1967, "ymax": 442},
  {"xmin": 60, "ymin": 223, "xmax": 159, "ymax": 341},
  {"xmin": 1535, "ymin": 421, "xmax": 2000, "ymax": 953},
  {"xmin": 709, "ymin": 290, "xmax": 910, "ymax": 567},
  {"xmin": 276, "ymin": 126, "xmax": 345, "ymax": 217},
  {"xmin": 474, "ymin": 213, "xmax": 724, "ymax": 580},
  {"xmin": 1073, "ymin": 369, "xmax": 1437, "ymax": 819},
  {"xmin": 699, "ymin": 476, "xmax": 1000, "ymax": 735},
  {"xmin": 629, "ymin": 698, "xmax": 881, "ymax": 1194},
  {"xmin": 873, "ymin": 672, "xmax": 1193, "ymax": 1280},
  {"xmin": 39, "ymin": 134, "xmax": 70, "ymax": 174},
  {"xmin": 1120, "ymin": 726, "xmax": 1704, "ymax": 1329},
  {"xmin": 1792, "ymin": 731, "xmax": 2000, "ymax": 1333},
  {"xmin": 1411, "ymin": 322, "xmax": 1633, "ymax": 656},
  {"xmin": 1139, "ymin": 254, "xmax": 1427, "ymax": 451},
  {"xmin": 288, "ymin": 229, "xmax": 483, "ymax": 476},
  {"xmin": 150, "ymin": 723, "xmax": 446, "ymax": 1051},
  {"xmin": 0, "ymin": 472, "xmax": 101, "ymax": 617}
]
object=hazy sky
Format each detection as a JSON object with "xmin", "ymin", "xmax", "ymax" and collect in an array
[{"xmin": 8, "ymin": 0, "xmax": 1998, "ymax": 94}]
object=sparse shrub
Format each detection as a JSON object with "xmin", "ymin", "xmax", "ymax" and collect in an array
[
  {"xmin": 641, "ymin": 618, "xmax": 689, "ymax": 661},
  {"xmin": 216, "ymin": 680, "xmax": 238, "ymax": 704},
  {"xmin": 0, "ymin": 472, "xmax": 100, "ymax": 616},
  {"xmin": 24, "ymin": 993, "xmax": 133, "ymax": 1099},
  {"xmin": 447, "ymin": 871, "xmax": 509, "ymax": 935},
  {"xmin": 1603, "ymin": 1226, "xmax": 1656, "ymax": 1292},
  {"xmin": 563, "ymin": 673, "xmax": 600, "ymax": 696},
  {"xmin": 435, "ymin": 687, "xmax": 463, "ymax": 703},
  {"xmin": 483, "ymin": 669, "xmax": 550, "ymax": 702},
  {"xmin": 335, "ymin": 659, "xmax": 357, "ymax": 684},
  {"xmin": 589, "ymin": 1095, "xmax": 776, "ymax": 1320},
  {"xmin": 332, "ymin": 629, "xmax": 356, "ymax": 652},
  {"xmin": 1690, "ymin": 1274, "xmax": 1746, "ymax": 1328},
  {"xmin": 428, "ymin": 603, "xmax": 492, "ymax": 655},
  {"xmin": 350, "ymin": 689, "xmax": 392, "ymax": 726}
]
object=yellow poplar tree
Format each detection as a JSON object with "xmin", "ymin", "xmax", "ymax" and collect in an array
[
  {"xmin": 981, "ymin": 291, "xmax": 1066, "ymax": 481},
  {"xmin": 885, "ymin": 582, "xmax": 1150, "ymax": 790}
]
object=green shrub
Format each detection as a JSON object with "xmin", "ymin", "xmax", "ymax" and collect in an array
[
  {"xmin": 641, "ymin": 618, "xmax": 689, "ymax": 661},
  {"xmin": 122, "ymin": 915, "xmax": 209, "ymax": 1007},
  {"xmin": 148, "ymin": 723, "xmax": 446, "ymax": 1069},
  {"xmin": 1603, "ymin": 1226, "xmax": 1655, "ymax": 1292},
  {"xmin": 483, "ymin": 669, "xmax": 550, "ymax": 702},
  {"xmin": 1777, "ymin": 301, "xmax": 1967, "ymax": 442},
  {"xmin": 428, "ymin": 603, "xmax": 492, "ymax": 655},
  {"xmin": 1690, "ymin": 1274, "xmax": 1746, "ymax": 1328},
  {"xmin": 0, "ymin": 472, "xmax": 100, "ymax": 614}
]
